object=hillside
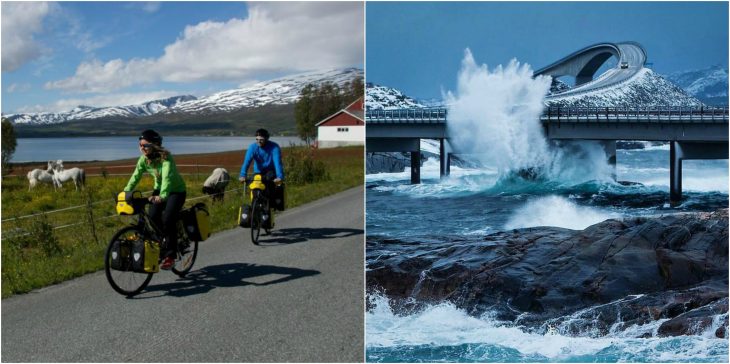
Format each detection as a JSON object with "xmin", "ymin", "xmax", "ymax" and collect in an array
[
  {"xmin": 665, "ymin": 65, "xmax": 728, "ymax": 106},
  {"xmin": 7, "ymin": 68, "xmax": 362, "ymax": 137}
]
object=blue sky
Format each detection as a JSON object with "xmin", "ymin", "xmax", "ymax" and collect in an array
[
  {"xmin": 1, "ymin": 1, "xmax": 364, "ymax": 114},
  {"xmin": 366, "ymin": 1, "xmax": 729, "ymax": 100}
]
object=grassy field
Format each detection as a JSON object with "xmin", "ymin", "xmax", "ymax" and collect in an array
[{"xmin": 1, "ymin": 146, "xmax": 363, "ymax": 298}]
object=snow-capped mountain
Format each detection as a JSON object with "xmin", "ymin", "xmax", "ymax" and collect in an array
[
  {"xmin": 165, "ymin": 68, "xmax": 362, "ymax": 114},
  {"xmin": 6, "ymin": 95, "xmax": 197, "ymax": 125},
  {"xmin": 369, "ymin": 66, "xmax": 712, "ymax": 111},
  {"xmin": 545, "ymin": 68, "xmax": 704, "ymax": 107},
  {"xmin": 365, "ymin": 83, "xmax": 427, "ymax": 110},
  {"xmin": 5, "ymin": 68, "xmax": 363, "ymax": 125},
  {"xmin": 665, "ymin": 65, "xmax": 728, "ymax": 106}
]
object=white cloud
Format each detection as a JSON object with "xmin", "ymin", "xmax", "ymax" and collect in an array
[
  {"xmin": 141, "ymin": 2, "xmax": 161, "ymax": 13},
  {"xmin": 6, "ymin": 83, "xmax": 31, "ymax": 93},
  {"xmin": 46, "ymin": 2, "xmax": 364, "ymax": 93},
  {"xmin": 1, "ymin": 2, "xmax": 51, "ymax": 72},
  {"xmin": 16, "ymin": 90, "xmax": 185, "ymax": 113},
  {"xmin": 62, "ymin": 13, "xmax": 111, "ymax": 53}
]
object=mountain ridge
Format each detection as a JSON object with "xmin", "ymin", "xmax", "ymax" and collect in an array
[
  {"xmin": 6, "ymin": 68, "xmax": 363, "ymax": 126},
  {"xmin": 366, "ymin": 66, "xmax": 719, "ymax": 109}
]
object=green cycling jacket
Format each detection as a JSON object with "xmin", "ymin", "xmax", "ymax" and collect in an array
[{"xmin": 124, "ymin": 155, "xmax": 186, "ymax": 200}]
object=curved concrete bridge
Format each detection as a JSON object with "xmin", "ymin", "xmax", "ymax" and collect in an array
[{"xmin": 534, "ymin": 42, "xmax": 647, "ymax": 97}]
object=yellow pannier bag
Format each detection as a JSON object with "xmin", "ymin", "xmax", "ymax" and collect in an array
[
  {"xmin": 183, "ymin": 203, "xmax": 211, "ymax": 241},
  {"xmin": 131, "ymin": 239, "xmax": 160, "ymax": 273},
  {"xmin": 116, "ymin": 191, "xmax": 143, "ymax": 215}
]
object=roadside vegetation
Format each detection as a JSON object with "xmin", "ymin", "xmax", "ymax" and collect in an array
[{"xmin": 1, "ymin": 146, "xmax": 363, "ymax": 297}]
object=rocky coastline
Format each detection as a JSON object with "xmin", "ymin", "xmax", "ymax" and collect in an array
[{"xmin": 367, "ymin": 209, "xmax": 728, "ymax": 338}]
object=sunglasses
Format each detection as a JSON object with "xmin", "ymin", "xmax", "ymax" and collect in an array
[
  {"xmin": 255, "ymin": 138, "xmax": 266, "ymax": 142},
  {"xmin": 139, "ymin": 143, "xmax": 154, "ymax": 149}
]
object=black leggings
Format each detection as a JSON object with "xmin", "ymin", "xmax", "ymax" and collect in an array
[{"xmin": 149, "ymin": 191, "xmax": 186, "ymax": 258}]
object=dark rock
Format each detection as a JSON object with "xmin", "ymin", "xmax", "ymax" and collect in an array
[
  {"xmin": 367, "ymin": 209, "xmax": 729, "ymax": 337},
  {"xmin": 657, "ymin": 297, "xmax": 728, "ymax": 337},
  {"xmin": 366, "ymin": 152, "xmax": 411, "ymax": 173},
  {"xmin": 365, "ymin": 151, "xmax": 482, "ymax": 174}
]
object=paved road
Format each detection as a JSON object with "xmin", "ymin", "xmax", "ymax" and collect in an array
[
  {"xmin": 540, "ymin": 42, "xmax": 647, "ymax": 99},
  {"xmin": 2, "ymin": 186, "xmax": 364, "ymax": 362}
]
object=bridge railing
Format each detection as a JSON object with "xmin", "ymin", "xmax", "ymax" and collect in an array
[
  {"xmin": 366, "ymin": 108, "xmax": 448, "ymax": 123},
  {"xmin": 365, "ymin": 106, "xmax": 729, "ymax": 123},
  {"xmin": 542, "ymin": 106, "xmax": 729, "ymax": 122}
]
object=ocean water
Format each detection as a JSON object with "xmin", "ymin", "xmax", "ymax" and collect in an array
[
  {"xmin": 365, "ymin": 54, "xmax": 729, "ymax": 362},
  {"xmin": 365, "ymin": 148, "xmax": 729, "ymax": 363}
]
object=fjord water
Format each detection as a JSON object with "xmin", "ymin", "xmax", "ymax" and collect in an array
[
  {"xmin": 365, "ymin": 53, "xmax": 729, "ymax": 362},
  {"xmin": 13, "ymin": 136, "xmax": 305, "ymax": 163}
]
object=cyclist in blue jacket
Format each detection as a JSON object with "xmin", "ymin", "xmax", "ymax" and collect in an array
[{"xmin": 239, "ymin": 128, "xmax": 284, "ymax": 188}]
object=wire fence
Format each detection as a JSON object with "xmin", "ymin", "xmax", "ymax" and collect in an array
[
  {"xmin": 1, "ymin": 185, "xmax": 247, "ymax": 241},
  {"xmin": 5, "ymin": 164, "xmax": 222, "ymax": 176},
  {"xmin": 1, "ymin": 162, "xmax": 244, "ymax": 241}
]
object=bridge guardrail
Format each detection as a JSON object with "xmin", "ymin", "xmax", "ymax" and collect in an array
[
  {"xmin": 365, "ymin": 106, "xmax": 728, "ymax": 124},
  {"xmin": 542, "ymin": 106, "xmax": 729, "ymax": 123},
  {"xmin": 366, "ymin": 108, "xmax": 448, "ymax": 123}
]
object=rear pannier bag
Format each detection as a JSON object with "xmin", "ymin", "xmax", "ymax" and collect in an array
[
  {"xmin": 273, "ymin": 184, "xmax": 285, "ymax": 211},
  {"xmin": 238, "ymin": 204, "xmax": 252, "ymax": 228},
  {"xmin": 131, "ymin": 239, "xmax": 160, "ymax": 273},
  {"xmin": 183, "ymin": 203, "xmax": 211, "ymax": 241},
  {"xmin": 110, "ymin": 240, "xmax": 132, "ymax": 271}
]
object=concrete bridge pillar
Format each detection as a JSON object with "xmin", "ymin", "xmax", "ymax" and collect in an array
[
  {"xmin": 669, "ymin": 142, "xmax": 683, "ymax": 206},
  {"xmin": 440, "ymin": 139, "xmax": 451, "ymax": 179},
  {"xmin": 669, "ymin": 141, "xmax": 728, "ymax": 206},
  {"xmin": 411, "ymin": 149, "xmax": 420, "ymax": 184}
]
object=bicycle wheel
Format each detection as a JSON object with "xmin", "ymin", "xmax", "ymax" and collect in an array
[
  {"xmin": 105, "ymin": 226, "xmax": 153, "ymax": 296},
  {"xmin": 250, "ymin": 197, "xmax": 262, "ymax": 245},
  {"xmin": 172, "ymin": 234, "xmax": 198, "ymax": 277}
]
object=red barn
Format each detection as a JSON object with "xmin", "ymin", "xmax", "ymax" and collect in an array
[{"xmin": 316, "ymin": 97, "xmax": 364, "ymax": 148}]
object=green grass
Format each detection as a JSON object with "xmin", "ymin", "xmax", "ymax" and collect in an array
[{"xmin": 1, "ymin": 146, "xmax": 363, "ymax": 298}]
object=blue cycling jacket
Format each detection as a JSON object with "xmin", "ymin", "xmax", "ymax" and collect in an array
[{"xmin": 239, "ymin": 141, "xmax": 284, "ymax": 180}]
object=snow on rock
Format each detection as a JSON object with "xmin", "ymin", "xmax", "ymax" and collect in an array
[
  {"xmin": 665, "ymin": 65, "xmax": 728, "ymax": 105},
  {"xmin": 165, "ymin": 68, "xmax": 362, "ymax": 115},
  {"xmin": 5, "ymin": 95, "xmax": 197, "ymax": 125},
  {"xmin": 365, "ymin": 83, "xmax": 427, "ymax": 110},
  {"xmin": 545, "ymin": 68, "xmax": 704, "ymax": 108}
]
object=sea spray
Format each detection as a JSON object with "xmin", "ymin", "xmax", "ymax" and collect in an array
[
  {"xmin": 446, "ymin": 50, "xmax": 551, "ymax": 174},
  {"xmin": 445, "ymin": 49, "xmax": 615, "ymax": 184},
  {"xmin": 504, "ymin": 195, "xmax": 619, "ymax": 230}
]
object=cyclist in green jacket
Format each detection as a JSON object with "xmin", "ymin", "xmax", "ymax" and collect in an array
[{"xmin": 124, "ymin": 129, "xmax": 186, "ymax": 270}]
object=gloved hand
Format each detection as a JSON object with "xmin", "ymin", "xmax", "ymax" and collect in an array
[{"xmin": 239, "ymin": 177, "xmax": 247, "ymax": 184}]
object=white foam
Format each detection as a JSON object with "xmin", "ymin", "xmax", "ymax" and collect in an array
[
  {"xmin": 366, "ymin": 294, "xmax": 729, "ymax": 362},
  {"xmin": 366, "ymin": 295, "xmax": 613, "ymax": 358},
  {"xmin": 504, "ymin": 195, "xmax": 619, "ymax": 230}
]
